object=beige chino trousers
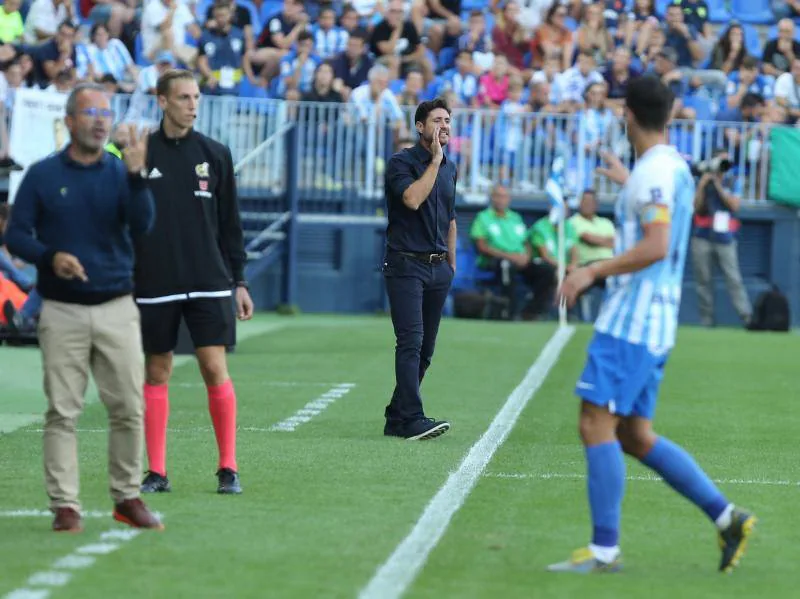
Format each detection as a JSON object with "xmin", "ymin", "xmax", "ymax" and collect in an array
[{"xmin": 38, "ymin": 295, "xmax": 144, "ymax": 510}]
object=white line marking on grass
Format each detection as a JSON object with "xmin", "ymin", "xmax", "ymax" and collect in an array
[
  {"xmin": 0, "ymin": 510, "xmax": 112, "ymax": 518},
  {"xmin": 359, "ymin": 326, "xmax": 575, "ymax": 599},
  {"xmin": 2, "ymin": 528, "xmax": 143, "ymax": 599},
  {"xmin": 486, "ymin": 472, "xmax": 800, "ymax": 486},
  {"xmin": 268, "ymin": 383, "xmax": 356, "ymax": 432}
]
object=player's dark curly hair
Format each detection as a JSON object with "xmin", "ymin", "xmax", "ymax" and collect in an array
[
  {"xmin": 625, "ymin": 75, "xmax": 674, "ymax": 132},
  {"xmin": 414, "ymin": 98, "xmax": 451, "ymax": 126}
]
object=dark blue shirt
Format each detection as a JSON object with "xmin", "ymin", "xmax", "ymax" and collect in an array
[
  {"xmin": 385, "ymin": 143, "xmax": 457, "ymax": 254},
  {"xmin": 692, "ymin": 172, "xmax": 742, "ymax": 244},
  {"xmin": 664, "ymin": 24, "xmax": 698, "ymax": 67},
  {"xmin": 5, "ymin": 148, "xmax": 155, "ymax": 305}
]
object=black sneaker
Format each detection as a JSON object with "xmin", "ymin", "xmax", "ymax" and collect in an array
[
  {"xmin": 384, "ymin": 419, "xmax": 405, "ymax": 438},
  {"xmin": 2, "ymin": 300, "xmax": 22, "ymax": 333},
  {"xmin": 140, "ymin": 471, "xmax": 171, "ymax": 493},
  {"xmin": 404, "ymin": 418, "xmax": 450, "ymax": 441},
  {"xmin": 719, "ymin": 507, "xmax": 757, "ymax": 573},
  {"xmin": 217, "ymin": 468, "xmax": 242, "ymax": 494}
]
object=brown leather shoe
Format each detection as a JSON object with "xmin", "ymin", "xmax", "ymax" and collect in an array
[
  {"xmin": 52, "ymin": 507, "xmax": 82, "ymax": 533},
  {"xmin": 113, "ymin": 498, "xmax": 164, "ymax": 530}
]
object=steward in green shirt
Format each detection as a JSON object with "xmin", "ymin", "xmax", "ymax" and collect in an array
[
  {"xmin": 527, "ymin": 209, "xmax": 580, "ymax": 273},
  {"xmin": 469, "ymin": 185, "xmax": 529, "ymax": 270},
  {"xmin": 569, "ymin": 189, "xmax": 615, "ymax": 265}
]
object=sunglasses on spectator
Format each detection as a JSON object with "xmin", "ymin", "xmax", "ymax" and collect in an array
[{"xmin": 80, "ymin": 108, "xmax": 114, "ymax": 118}]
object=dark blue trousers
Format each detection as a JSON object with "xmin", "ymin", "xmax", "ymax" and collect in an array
[{"xmin": 383, "ymin": 252, "xmax": 454, "ymax": 423}]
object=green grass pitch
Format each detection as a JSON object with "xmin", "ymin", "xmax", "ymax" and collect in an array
[{"xmin": 0, "ymin": 314, "xmax": 798, "ymax": 598}]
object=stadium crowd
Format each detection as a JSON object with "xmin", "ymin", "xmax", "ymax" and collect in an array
[{"xmin": 0, "ymin": 0, "xmax": 793, "ymax": 334}]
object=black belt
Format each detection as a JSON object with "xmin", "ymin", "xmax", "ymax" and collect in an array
[{"xmin": 398, "ymin": 251, "xmax": 449, "ymax": 264}]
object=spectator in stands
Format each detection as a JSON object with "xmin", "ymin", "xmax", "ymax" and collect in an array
[
  {"xmin": 638, "ymin": 23, "xmax": 666, "ymax": 70},
  {"xmin": 0, "ymin": 0, "xmax": 24, "ymax": 44},
  {"xmin": 477, "ymin": 53, "xmax": 510, "ymax": 108},
  {"xmin": 197, "ymin": 0, "xmax": 253, "ymax": 97},
  {"xmin": 632, "ymin": 0, "xmax": 659, "ymax": 57},
  {"xmin": 603, "ymin": 46, "xmax": 639, "ymax": 113},
  {"xmin": 252, "ymin": 0, "xmax": 309, "ymax": 81},
  {"xmin": 607, "ymin": 2, "xmax": 634, "ymax": 50},
  {"xmin": 458, "ymin": 9, "xmax": 493, "ymax": 73},
  {"xmin": 708, "ymin": 22, "xmax": 747, "ymax": 75},
  {"xmin": 140, "ymin": 0, "xmax": 198, "ymax": 67},
  {"xmin": 351, "ymin": 0, "xmax": 385, "ymax": 30},
  {"xmin": 441, "ymin": 50, "xmax": 478, "ymax": 107},
  {"xmin": 399, "ymin": 66, "xmax": 424, "ymax": 106},
  {"xmin": 724, "ymin": 57, "xmax": 772, "ymax": 111},
  {"xmin": 0, "ymin": 203, "xmax": 33, "ymax": 293},
  {"xmin": 277, "ymin": 30, "xmax": 321, "ymax": 99},
  {"xmin": 774, "ymin": 57, "xmax": 800, "ymax": 123},
  {"xmin": 717, "ymin": 93, "xmax": 766, "ymax": 157},
  {"xmin": 84, "ymin": 0, "xmax": 137, "ymax": 42},
  {"xmin": 76, "ymin": 23, "xmax": 137, "ymax": 93},
  {"xmin": 371, "ymin": 0, "xmax": 430, "ymax": 81},
  {"xmin": 302, "ymin": 61, "xmax": 344, "ymax": 103},
  {"xmin": 339, "ymin": 3, "xmax": 361, "ymax": 35},
  {"xmin": 124, "ymin": 50, "xmax": 176, "ymax": 124},
  {"xmin": 530, "ymin": 1, "xmax": 573, "ymax": 72},
  {"xmin": 529, "ymin": 52, "xmax": 561, "ymax": 88},
  {"xmin": 525, "ymin": 207, "xmax": 578, "ymax": 318},
  {"xmin": 492, "ymin": 0, "xmax": 532, "ymax": 75},
  {"xmin": 45, "ymin": 66, "xmax": 76, "ymax": 93},
  {"xmin": 36, "ymin": 20, "xmax": 77, "ymax": 88},
  {"xmin": 762, "ymin": 19, "xmax": 800, "ymax": 78},
  {"xmin": 691, "ymin": 150, "xmax": 752, "ymax": 328},
  {"xmin": 550, "ymin": 49, "xmax": 603, "ymax": 113},
  {"xmin": 772, "ymin": 0, "xmax": 800, "ymax": 19},
  {"xmin": 23, "ymin": 0, "xmax": 77, "ymax": 44},
  {"xmin": 470, "ymin": 184, "xmax": 541, "ymax": 319},
  {"xmin": 349, "ymin": 63, "xmax": 404, "ymax": 130},
  {"xmin": 424, "ymin": 0, "xmax": 462, "ymax": 54},
  {"xmin": 673, "ymin": 0, "xmax": 713, "ymax": 57},
  {"xmin": 498, "ymin": 77, "xmax": 526, "ymax": 183},
  {"xmin": 527, "ymin": 78, "xmax": 555, "ymax": 112},
  {"xmin": 330, "ymin": 28, "xmax": 373, "ymax": 101},
  {"xmin": 575, "ymin": 1, "xmax": 613, "ymax": 67},
  {"xmin": 580, "ymin": 81, "xmax": 615, "ymax": 156},
  {"xmin": 569, "ymin": 188, "xmax": 614, "ymax": 267},
  {"xmin": 204, "ymin": 0, "xmax": 255, "ymax": 53},
  {"xmin": 650, "ymin": 47, "xmax": 695, "ymax": 120},
  {"xmin": 314, "ymin": 5, "xmax": 349, "ymax": 59},
  {"xmin": 662, "ymin": 4, "xmax": 702, "ymax": 69},
  {"xmin": 2, "ymin": 58, "xmax": 28, "ymax": 111}
]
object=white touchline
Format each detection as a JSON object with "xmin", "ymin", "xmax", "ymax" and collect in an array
[
  {"xmin": 268, "ymin": 383, "xmax": 356, "ymax": 432},
  {"xmin": 2, "ymin": 526, "xmax": 145, "ymax": 599},
  {"xmin": 359, "ymin": 326, "xmax": 575, "ymax": 599},
  {"xmin": 485, "ymin": 472, "xmax": 800, "ymax": 486}
]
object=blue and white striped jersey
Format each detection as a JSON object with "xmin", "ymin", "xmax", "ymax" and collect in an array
[{"xmin": 595, "ymin": 144, "xmax": 695, "ymax": 355}]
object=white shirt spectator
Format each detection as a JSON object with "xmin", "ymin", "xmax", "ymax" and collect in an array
[
  {"xmin": 774, "ymin": 72, "xmax": 800, "ymax": 109},
  {"xmin": 76, "ymin": 39, "xmax": 134, "ymax": 81},
  {"xmin": 314, "ymin": 26, "xmax": 349, "ymax": 59},
  {"xmin": 23, "ymin": 0, "xmax": 77, "ymax": 44},
  {"xmin": 501, "ymin": 98, "xmax": 526, "ymax": 151},
  {"xmin": 551, "ymin": 66, "xmax": 603, "ymax": 104},
  {"xmin": 351, "ymin": 0, "xmax": 382, "ymax": 17},
  {"xmin": 141, "ymin": 0, "xmax": 195, "ymax": 59},
  {"xmin": 124, "ymin": 65, "xmax": 162, "ymax": 124},
  {"xmin": 349, "ymin": 83, "xmax": 403, "ymax": 123}
]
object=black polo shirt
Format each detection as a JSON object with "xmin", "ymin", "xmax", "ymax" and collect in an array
[{"xmin": 385, "ymin": 143, "xmax": 457, "ymax": 254}]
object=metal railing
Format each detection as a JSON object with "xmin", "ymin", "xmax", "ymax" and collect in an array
[{"xmin": 6, "ymin": 93, "xmax": 773, "ymax": 205}]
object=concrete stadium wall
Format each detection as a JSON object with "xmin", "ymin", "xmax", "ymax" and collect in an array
[{"xmin": 247, "ymin": 197, "xmax": 800, "ymax": 329}]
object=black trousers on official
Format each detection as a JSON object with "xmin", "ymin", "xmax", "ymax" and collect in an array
[
  {"xmin": 480, "ymin": 258, "xmax": 557, "ymax": 319},
  {"xmin": 383, "ymin": 252, "xmax": 454, "ymax": 424}
]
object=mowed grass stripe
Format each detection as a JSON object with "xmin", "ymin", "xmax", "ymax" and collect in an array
[
  {"xmin": 1, "ymin": 318, "xmax": 558, "ymax": 598},
  {"xmin": 408, "ymin": 327, "xmax": 800, "ymax": 599}
]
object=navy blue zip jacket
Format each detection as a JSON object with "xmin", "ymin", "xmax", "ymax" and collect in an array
[{"xmin": 5, "ymin": 148, "xmax": 155, "ymax": 305}]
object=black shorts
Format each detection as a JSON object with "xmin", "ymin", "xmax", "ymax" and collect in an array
[{"xmin": 138, "ymin": 297, "xmax": 235, "ymax": 354}]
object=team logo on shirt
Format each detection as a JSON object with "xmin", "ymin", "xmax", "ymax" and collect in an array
[
  {"xmin": 199, "ymin": 181, "xmax": 208, "ymax": 191},
  {"xmin": 195, "ymin": 162, "xmax": 210, "ymax": 178}
]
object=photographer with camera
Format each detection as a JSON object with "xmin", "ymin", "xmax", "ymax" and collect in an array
[{"xmin": 690, "ymin": 150, "xmax": 752, "ymax": 328}]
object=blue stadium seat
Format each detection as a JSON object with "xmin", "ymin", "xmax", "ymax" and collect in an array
[
  {"xmin": 451, "ymin": 236, "xmax": 495, "ymax": 293},
  {"xmin": 683, "ymin": 93, "xmax": 714, "ymax": 121},
  {"xmin": 655, "ymin": 0, "xmax": 670, "ymax": 17},
  {"xmin": 707, "ymin": 0, "xmax": 732, "ymax": 23},
  {"xmin": 134, "ymin": 33, "xmax": 151, "ymax": 67},
  {"xmin": 461, "ymin": 0, "xmax": 485, "ymax": 11},
  {"xmin": 260, "ymin": 0, "xmax": 283, "ymax": 24},
  {"xmin": 422, "ymin": 76, "xmax": 444, "ymax": 100},
  {"xmin": 742, "ymin": 24, "xmax": 764, "ymax": 58},
  {"xmin": 730, "ymin": 0, "xmax": 773, "ymax": 24},
  {"xmin": 238, "ymin": 77, "xmax": 269, "ymax": 99},
  {"xmin": 389, "ymin": 79, "xmax": 404, "ymax": 95},
  {"xmin": 437, "ymin": 46, "xmax": 456, "ymax": 73}
]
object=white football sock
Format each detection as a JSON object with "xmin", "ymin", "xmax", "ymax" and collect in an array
[
  {"xmin": 715, "ymin": 503, "xmax": 734, "ymax": 531},
  {"xmin": 589, "ymin": 543, "xmax": 620, "ymax": 563}
]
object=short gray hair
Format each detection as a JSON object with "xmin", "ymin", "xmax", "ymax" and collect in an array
[
  {"xmin": 368, "ymin": 64, "xmax": 390, "ymax": 82},
  {"xmin": 65, "ymin": 82, "xmax": 107, "ymax": 116}
]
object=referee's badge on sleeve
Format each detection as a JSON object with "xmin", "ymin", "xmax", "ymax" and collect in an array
[{"xmin": 195, "ymin": 162, "xmax": 210, "ymax": 178}]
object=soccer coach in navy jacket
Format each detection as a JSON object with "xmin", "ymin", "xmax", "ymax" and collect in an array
[{"xmin": 5, "ymin": 82, "xmax": 163, "ymax": 533}]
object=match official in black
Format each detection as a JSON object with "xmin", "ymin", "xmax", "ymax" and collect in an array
[{"xmin": 382, "ymin": 98, "xmax": 457, "ymax": 441}]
